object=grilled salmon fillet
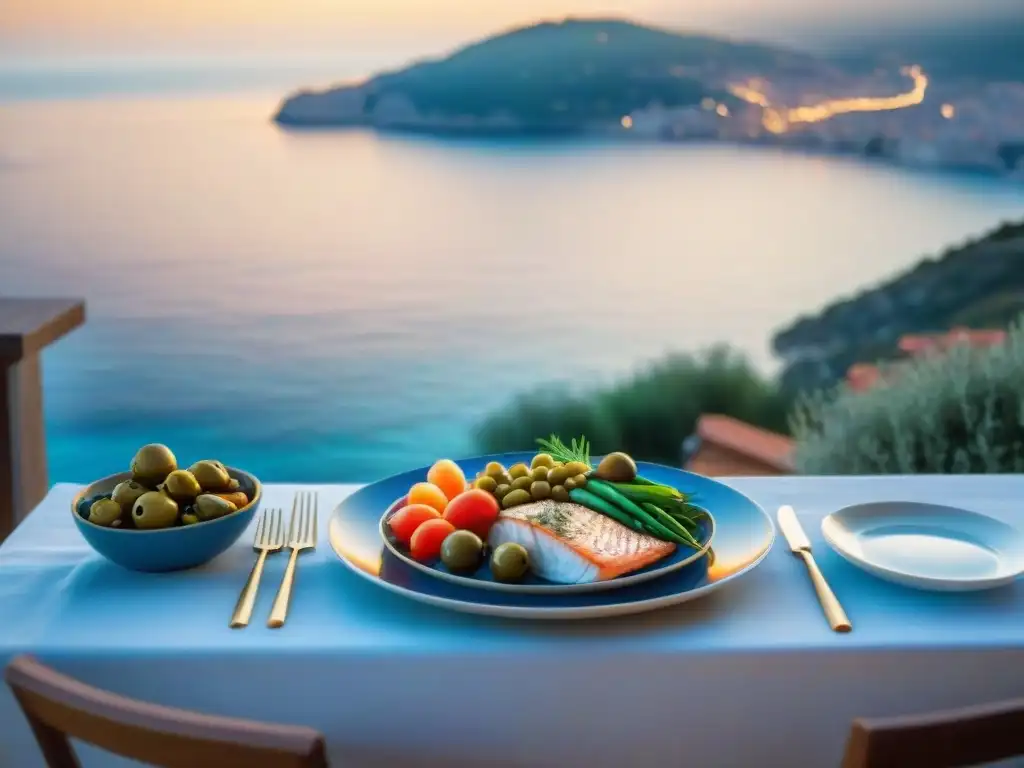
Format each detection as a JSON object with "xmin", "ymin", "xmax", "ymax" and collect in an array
[{"xmin": 487, "ymin": 500, "xmax": 676, "ymax": 584}]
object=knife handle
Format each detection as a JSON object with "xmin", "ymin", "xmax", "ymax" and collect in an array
[{"xmin": 798, "ymin": 550, "xmax": 852, "ymax": 633}]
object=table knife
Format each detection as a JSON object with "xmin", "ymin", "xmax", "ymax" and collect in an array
[{"xmin": 777, "ymin": 505, "xmax": 852, "ymax": 633}]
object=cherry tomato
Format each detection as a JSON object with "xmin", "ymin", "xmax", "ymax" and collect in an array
[
  {"xmin": 427, "ymin": 458, "xmax": 468, "ymax": 501},
  {"xmin": 443, "ymin": 489, "xmax": 500, "ymax": 538},
  {"xmin": 388, "ymin": 504, "xmax": 441, "ymax": 546},
  {"xmin": 410, "ymin": 518, "xmax": 456, "ymax": 562}
]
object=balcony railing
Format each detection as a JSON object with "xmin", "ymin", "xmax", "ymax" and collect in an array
[{"xmin": 1, "ymin": 297, "xmax": 85, "ymax": 542}]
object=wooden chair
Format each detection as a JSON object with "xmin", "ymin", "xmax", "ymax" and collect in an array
[
  {"xmin": 842, "ymin": 698, "xmax": 1024, "ymax": 768},
  {"xmin": 5, "ymin": 654, "xmax": 329, "ymax": 768}
]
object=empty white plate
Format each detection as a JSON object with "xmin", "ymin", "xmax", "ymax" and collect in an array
[{"xmin": 821, "ymin": 501, "xmax": 1024, "ymax": 592}]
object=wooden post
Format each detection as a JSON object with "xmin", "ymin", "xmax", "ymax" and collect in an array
[{"xmin": 0, "ymin": 298, "xmax": 85, "ymax": 542}]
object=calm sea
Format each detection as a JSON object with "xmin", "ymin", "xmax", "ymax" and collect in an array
[{"xmin": 2, "ymin": 70, "xmax": 1024, "ymax": 484}]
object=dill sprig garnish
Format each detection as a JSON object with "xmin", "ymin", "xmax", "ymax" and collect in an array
[{"xmin": 536, "ymin": 434, "xmax": 591, "ymax": 468}]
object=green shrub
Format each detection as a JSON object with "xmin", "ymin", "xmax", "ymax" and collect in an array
[
  {"xmin": 791, "ymin": 321, "xmax": 1024, "ymax": 474},
  {"xmin": 474, "ymin": 345, "xmax": 791, "ymax": 466}
]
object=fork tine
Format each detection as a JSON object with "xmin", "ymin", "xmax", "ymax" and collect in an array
[
  {"xmin": 311, "ymin": 493, "xmax": 318, "ymax": 544},
  {"xmin": 265, "ymin": 509, "xmax": 278, "ymax": 547},
  {"xmin": 288, "ymin": 494, "xmax": 300, "ymax": 542},
  {"xmin": 273, "ymin": 508, "xmax": 283, "ymax": 545},
  {"xmin": 301, "ymin": 492, "xmax": 310, "ymax": 543},
  {"xmin": 303, "ymin": 495, "xmax": 311, "ymax": 544},
  {"xmin": 253, "ymin": 509, "xmax": 266, "ymax": 545}
]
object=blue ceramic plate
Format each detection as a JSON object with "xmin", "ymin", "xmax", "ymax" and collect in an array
[
  {"xmin": 379, "ymin": 494, "xmax": 715, "ymax": 594},
  {"xmin": 329, "ymin": 454, "xmax": 774, "ymax": 619}
]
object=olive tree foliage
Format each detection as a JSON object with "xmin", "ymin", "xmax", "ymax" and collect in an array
[{"xmin": 791, "ymin": 321, "xmax": 1024, "ymax": 474}]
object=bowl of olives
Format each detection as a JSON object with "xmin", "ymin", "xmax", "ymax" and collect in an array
[{"xmin": 71, "ymin": 443, "xmax": 262, "ymax": 573}]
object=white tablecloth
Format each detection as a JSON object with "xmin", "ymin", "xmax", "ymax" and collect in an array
[{"xmin": 3, "ymin": 477, "xmax": 1024, "ymax": 768}]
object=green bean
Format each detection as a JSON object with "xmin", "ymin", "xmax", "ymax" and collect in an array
[
  {"xmin": 607, "ymin": 486, "xmax": 693, "ymax": 511},
  {"xmin": 640, "ymin": 517, "xmax": 688, "ymax": 544},
  {"xmin": 665, "ymin": 505, "xmax": 702, "ymax": 522},
  {"xmin": 665, "ymin": 512, "xmax": 698, "ymax": 531},
  {"xmin": 640, "ymin": 521, "xmax": 667, "ymax": 538},
  {"xmin": 632, "ymin": 475, "xmax": 678, "ymax": 491},
  {"xmin": 655, "ymin": 498, "xmax": 702, "ymax": 517},
  {"xmin": 585, "ymin": 481, "xmax": 688, "ymax": 544},
  {"xmin": 642, "ymin": 502, "xmax": 702, "ymax": 549},
  {"xmin": 666, "ymin": 509, "xmax": 707, "ymax": 537},
  {"xmin": 632, "ymin": 476, "xmax": 688, "ymax": 498},
  {"xmin": 639, "ymin": 501, "xmax": 698, "ymax": 541},
  {"xmin": 585, "ymin": 480, "xmax": 650, "ymax": 518},
  {"xmin": 568, "ymin": 489, "xmax": 644, "ymax": 532},
  {"xmin": 610, "ymin": 482, "xmax": 681, "ymax": 499}
]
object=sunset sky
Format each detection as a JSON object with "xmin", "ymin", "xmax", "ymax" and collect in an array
[{"xmin": 3, "ymin": 0, "xmax": 1019, "ymax": 56}]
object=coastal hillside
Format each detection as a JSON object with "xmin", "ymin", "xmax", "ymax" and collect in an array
[
  {"xmin": 274, "ymin": 18, "xmax": 825, "ymax": 131},
  {"xmin": 830, "ymin": 14, "xmax": 1024, "ymax": 83},
  {"xmin": 773, "ymin": 218, "xmax": 1024, "ymax": 393}
]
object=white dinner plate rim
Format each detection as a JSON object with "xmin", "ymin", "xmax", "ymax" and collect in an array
[{"xmin": 821, "ymin": 500, "xmax": 1024, "ymax": 592}]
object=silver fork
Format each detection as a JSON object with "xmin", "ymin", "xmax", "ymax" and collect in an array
[
  {"xmin": 230, "ymin": 508, "xmax": 284, "ymax": 629},
  {"xmin": 267, "ymin": 492, "xmax": 318, "ymax": 629}
]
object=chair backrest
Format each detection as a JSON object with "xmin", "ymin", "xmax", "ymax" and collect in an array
[
  {"xmin": 842, "ymin": 698, "xmax": 1024, "ymax": 768},
  {"xmin": 5, "ymin": 654, "xmax": 329, "ymax": 768}
]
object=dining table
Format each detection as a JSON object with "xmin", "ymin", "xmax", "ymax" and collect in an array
[{"xmin": 2, "ymin": 475, "xmax": 1024, "ymax": 768}]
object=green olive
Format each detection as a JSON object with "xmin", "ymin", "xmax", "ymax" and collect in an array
[
  {"xmin": 189, "ymin": 460, "xmax": 232, "ymax": 491},
  {"xmin": 550, "ymin": 485, "xmax": 570, "ymax": 502},
  {"xmin": 510, "ymin": 476, "xmax": 533, "ymax": 492},
  {"xmin": 194, "ymin": 494, "xmax": 237, "ymax": 521},
  {"xmin": 88, "ymin": 498, "xmax": 123, "ymax": 527},
  {"xmin": 494, "ymin": 484, "xmax": 511, "ymax": 500},
  {"xmin": 484, "ymin": 461, "xmax": 506, "ymax": 477},
  {"xmin": 160, "ymin": 469, "xmax": 202, "ymax": 501},
  {"xmin": 572, "ymin": 473, "xmax": 588, "ymax": 488},
  {"xmin": 564, "ymin": 461, "xmax": 590, "ymax": 477},
  {"xmin": 547, "ymin": 466, "xmax": 571, "ymax": 487},
  {"xmin": 491, "ymin": 542, "xmax": 530, "ymax": 582},
  {"xmin": 594, "ymin": 452, "xmax": 638, "ymax": 483},
  {"xmin": 531, "ymin": 453, "xmax": 555, "ymax": 469},
  {"xmin": 440, "ymin": 530, "xmax": 484, "ymax": 572},
  {"xmin": 131, "ymin": 491, "xmax": 179, "ymax": 530},
  {"xmin": 227, "ymin": 477, "xmax": 241, "ymax": 492},
  {"xmin": 530, "ymin": 466, "xmax": 549, "ymax": 482},
  {"xmin": 130, "ymin": 444, "xmax": 177, "ymax": 485},
  {"xmin": 501, "ymin": 489, "xmax": 532, "ymax": 508},
  {"xmin": 495, "ymin": 471, "xmax": 513, "ymax": 487},
  {"xmin": 530, "ymin": 480, "xmax": 551, "ymax": 500},
  {"xmin": 508, "ymin": 463, "xmax": 530, "ymax": 480},
  {"xmin": 181, "ymin": 513, "xmax": 200, "ymax": 525},
  {"xmin": 564, "ymin": 477, "xmax": 578, "ymax": 490},
  {"xmin": 111, "ymin": 480, "xmax": 148, "ymax": 510},
  {"xmin": 474, "ymin": 475, "xmax": 498, "ymax": 493}
]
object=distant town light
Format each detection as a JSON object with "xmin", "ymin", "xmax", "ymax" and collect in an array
[
  {"xmin": 762, "ymin": 109, "xmax": 787, "ymax": 134},
  {"xmin": 620, "ymin": 115, "xmax": 633, "ymax": 129},
  {"xmin": 701, "ymin": 97, "xmax": 716, "ymax": 111},
  {"xmin": 941, "ymin": 103, "xmax": 956, "ymax": 119},
  {"xmin": 716, "ymin": 104, "xmax": 729, "ymax": 117}
]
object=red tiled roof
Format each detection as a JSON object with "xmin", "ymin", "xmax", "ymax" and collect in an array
[
  {"xmin": 898, "ymin": 327, "xmax": 1007, "ymax": 357},
  {"xmin": 847, "ymin": 327, "xmax": 1007, "ymax": 393},
  {"xmin": 846, "ymin": 363, "xmax": 883, "ymax": 392},
  {"xmin": 695, "ymin": 414, "xmax": 794, "ymax": 472}
]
